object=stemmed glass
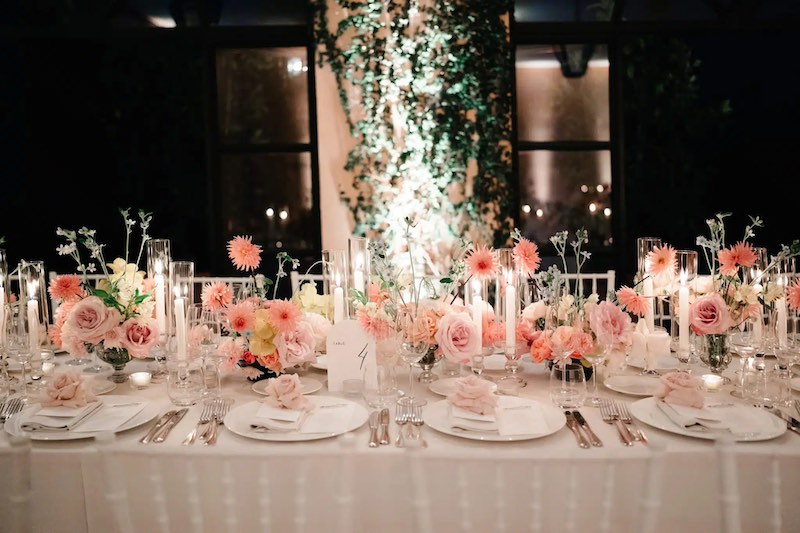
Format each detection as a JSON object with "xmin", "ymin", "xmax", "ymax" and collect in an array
[
  {"xmin": 189, "ymin": 305, "xmax": 223, "ymax": 398},
  {"xmin": 396, "ymin": 309, "xmax": 430, "ymax": 408},
  {"xmin": 584, "ymin": 335, "xmax": 611, "ymax": 407},
  {"xmin": 6, "ymin": 306, "xmax": 32, "ymax": 403}
]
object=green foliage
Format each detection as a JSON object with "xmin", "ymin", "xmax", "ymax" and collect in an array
[{"xmin": 312, "ymin": 0, "xmax": 514, "ymax": 270}]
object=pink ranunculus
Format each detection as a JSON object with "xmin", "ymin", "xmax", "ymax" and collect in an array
[
  {"xmin": 689, "ymin": 293, "xmax": 733, "ymax": 335},
  {"xmin": 263, "ymin": 374, "xmax": 311, "ymax": 411},
  {"xmin": 62, "ymin": 296, "xmax": 122, "ymax": 346},
  {"xmin": 434, "ymin": 312, "xmax": 480, "ymax": 365},
  {"xmin": 121, "ymin": 319, "xmax": 159, "ymax": 359},
  {"xmin": 40, "ymin": 372, "xmax": 97, "ymax": 408},
  {"xmin": 589, "ymin": 300, "xmax": 633, "ymax": 350},
  {"xmin": 276, "ymin": 320, "xmax": 316, "ymax": 369},
  {"xmin": 529, "ymin": 331, "xmax": 552, "ymax": 363},
  {"xmin": 446, "ymin": 374, "xmax": 497, "ymax": 415}
]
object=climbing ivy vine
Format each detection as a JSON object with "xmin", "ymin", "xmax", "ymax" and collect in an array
[{"xmin": 312, "ymin": 0, "xmax": 514, "ymax": 273}]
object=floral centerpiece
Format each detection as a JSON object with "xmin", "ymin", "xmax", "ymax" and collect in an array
[
  {"xmin": 207, "ymin": 235, "xmax": 325, "ymax": 382},
  {"xmin": 49, "ymin": 209, "xmax": 159, "ymax": 382},
  {"xmin": 690, "ymin": 213, "xmax": 799, "ymax": 372}
]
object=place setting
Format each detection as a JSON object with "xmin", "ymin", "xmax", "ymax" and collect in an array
[
  {"xmin": 224, "ymin": 374, "xmax": 369, "ymax": 442},
  {"xmin": 4, "ymin": 372, "xmax": 159, "ymax": 441}
]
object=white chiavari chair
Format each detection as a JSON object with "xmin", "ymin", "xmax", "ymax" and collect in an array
[
  {"xmin": 290, "ymin": 271, "xmax": 324, "ymax": 294},
  {"xmin": 562, "ymin": 270, "xmax": 616, "ymax": 299}
]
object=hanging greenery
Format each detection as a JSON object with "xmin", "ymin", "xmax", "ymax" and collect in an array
[{"xmin": 312, "ymin": 0, "xmax": 514, "ymax": 274}]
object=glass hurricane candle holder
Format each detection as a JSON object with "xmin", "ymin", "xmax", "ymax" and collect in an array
[
  {"xmin": 169, "ymin": 260, "xmax": 194, "ymax": 361},
  {"xmin": 322, "ymin": 249, "xmax": 348, "ymax": 324},
  {"xmin": 347, "ymin": 237, "xmax": 369, "ymax": 315}
]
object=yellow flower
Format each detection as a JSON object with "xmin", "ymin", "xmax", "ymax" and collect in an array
[
  {"xmin": 106, "ymin": 258, "xmax": 145, "ymax": 286},
  {"xmin": 250, "ymin": 308, "xmax": 277, "ymax": 356},
  {"xmin": 292, "ymin": 282, "xmax": 332, "ymax": 316}
]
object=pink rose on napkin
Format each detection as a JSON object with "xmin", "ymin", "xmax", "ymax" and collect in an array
[
  {"xmin": 689, "ymin": 293, "xmax": 732, "ymax": 335},
  {"xmin": 121, "ymin": 319, "xmax": 159, "ymax": 359},
  {"xmin": 435, "ymin": 312, "xmax": 480, "ymax": 364},
  {"xmin": 262, "ymin": 374, "xmax": 311, "ymax": 411},
  {"xmin": 446, "ymin": 374, "xmax": 497, "ymax": 415},
  {"xmin": 655, "ymin": 371, "xmax": 704, "ymax": 408},
  {"xmin": 40, "ymin": 372, "xmax": 97, "ymax": 408}
]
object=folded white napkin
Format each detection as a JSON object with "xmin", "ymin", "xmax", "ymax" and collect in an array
[
  {"xmin": 72, "ymin": 402, "xmax": 146, "ymax": 433},
  {"xmin": 21, "ymin": 402, "xmax": 103, "ymax": 431},
  {"xmin": 656, "ymin": 400, "xmax": 727, "ymax": 431},
  {"xmin": 251, "ymin": 401, "xmax": 353, "ymax": 434},
  {"xmin": 450, "ymin": 398, "xmax": 549, "ymax": 436}
]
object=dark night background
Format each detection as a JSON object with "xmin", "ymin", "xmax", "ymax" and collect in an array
[{"xmin": 1, "ymin": 1, "xmax": 799, "ymax": 293}]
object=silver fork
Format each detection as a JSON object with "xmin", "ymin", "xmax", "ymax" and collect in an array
[
  {"xmin": 1, "ymin": 398, "xmax": 24, "ymax": 423},
  {"xmin": 615, "ymin": 400, "xmax": 647, "ymax": 444},
  {"xmin": 182, "ymin": 401, "xmax": 214, "ymax": 445},
  {"xmin": 204, "ymin": 398, "xmax": 233, "ymax": 446},
  {"xmin": 600, "ymin": 400, "xmax": 634, "ymax": 446},
  {"xmin": 410, "ymin": 404, "xmax": 427, "ymax": 448},
  {"xmin": 394, "ymin": 404, "xmax": 408, "ymax": 448}
]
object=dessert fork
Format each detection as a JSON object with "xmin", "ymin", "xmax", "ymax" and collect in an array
[
  {"xmin": 204, "ymin": 398, "xmax": 233, "ymax": 446},
  {"xmin": 599, "ymin": 400, "xmax": 633, "ymax": 446},
  {"xmin": 394, "ymin": 404, "xmax": 408, "ymax": 448},
  {"xmin": 410, "ymin": 404, "xmax": 427, "ymax": 448},
  {"xmin": 182, "ymin": 401, "xmax": 214, "ymax": 445},
  {"xmin": 615, "ymin": 400, "xmax": 647, "ymax": 445}
]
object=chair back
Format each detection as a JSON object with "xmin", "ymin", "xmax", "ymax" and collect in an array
[{"xmin": 290, "ymin": 271, "xmax": 324, "ymax": 294}]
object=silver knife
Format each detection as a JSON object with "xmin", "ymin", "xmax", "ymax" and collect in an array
[
  {"xmin": 764, "ymin": 407, "xmax": 800, "ymax": 435},
  {"xmin": 368, "ymin": 411, "xmax": 380, "ymax": 448},
  {"xmin": 379, "ymin": 408, "xmax": 390, "ymax": 445},
  {"xmin": 140, "ymin": 410, "xmax": 177, "ymax": 444},
  {"xmin": 564, "ymin": 411, "xmax": 590, "ymax": 449},
  {"xmin": 153, "ymin": 408, "xmax": 189, "ymax": 443},
  {"xmin": 572, "ymin": 410, "xmax": 603, "ymax": 447}
]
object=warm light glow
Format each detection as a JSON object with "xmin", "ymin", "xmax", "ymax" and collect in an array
[
  {"xmin": 680, "ymin": 269, "xmax": 688, "ymax": 287},
  {"xmin": 521, "ymin": 204, "xmax": 531, "ymax": 214},
  {"xmin": 588, "ymin": 203, "xmax": 597, "ymax": 213},
  {"xmin": 154, "ymin": 259, "xmax": 164, "ymax": 275},
  {"xmin": 279, "ymin": 210, "xmax": 288, "ymax": 220},
  {"xmin": 535, "ymin": 208, "xmax": 544, "ymax": 218},
  {"xmin": 287, "ymin": 58, "xmax": 304, "ymax": 74},
  {"xmin": 596, "ymin": 184, "xmax": 604, "ymax": 193},
  {"xmin": 266, "ymin": 207, "xmax": 275, "ymax": 218},
  {"xmin": 580, "ymin": 185, "xmax": 589, "ymax": 193},
  {"xmin": 603, "ymin": 207, "xmax": 611, "ymax": 217},
  {"xmin": 27, "ymin": 280, "xmax": 38, "ymax": 301}
]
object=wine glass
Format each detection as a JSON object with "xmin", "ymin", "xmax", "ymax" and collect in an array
[
  {"xmin": 549, "ymin": 362, "xmax": 586, "ymax": 408},
  {"xmin": 396, "ymin": 309, "xmax": 430, "ymax": 408},
  {"xmin": 584, "ymin": 335, "xmax": 611, "ymax": 407},
  {"xmin": 6, "ymin": 307, "xmax": 33, "ymax": 403}
]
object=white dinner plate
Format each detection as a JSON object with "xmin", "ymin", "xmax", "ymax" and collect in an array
[
  {"xmin": 628, "ymin": 396, "xmax": 786, "ymax": 442},
  {"xmin": 224, "ymin": 396, "xmax": 368, "ymax": 442},
  {"xmin": 626, "ymin": 353, "xmax": 679, "ymax": 371},
  {"xmin": 251, "ymin": 376, "xmax": 323, "ymax": 396},
  {"xmin": 310, "ymin": 354, "xmax": 327, "ymax": 371},
  {"xmin": 604, "ymin": 375, "xmax": 663, "ymax": 397},
  {"xmin": 89, "ymin": 379, "xmax": 117, "ymax": 395},
  {"xmin": 4, "ymin": 395, "xmax": 160, "ymax": 441},
  {"xmin": 421, "ymin": 398, "xmax": 566, "ymax": 442},
  {"xmin": 429, "ymin": 377, "xmax": 498, "ymax": 397}
]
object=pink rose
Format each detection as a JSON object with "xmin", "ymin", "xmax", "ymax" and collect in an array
[
  {"xmin": 302, "ymin": 313, "xmax": 331, "ymax": 353},
  {"xmin": 121, "ymin": 319, "xmax": 159, "ymax": 359},
  {"xmin": 589, "ymin": 300, "xmax": 633, "ymax": 350},
  {"xmin": 62, "ymin": 296, "xmax": 122, "ymax": 347},
  {"xmin": 40, "ymin": 372, "xmax": 96, "ymax": 408},
  {"xmin": 434, "ymin": 312, "xmax": 480, "ymax": 364},
  {"xmin": 529, "ymin": 331, "xmax": 552, "ymax": 363},
  {"xmin": 263, "ymin": 374, "xmax": 311, "ymax": 411},
  {"xmin": 655, "ymin": 371, "xmax": 704, "ymax": 408},
  {"xmin": 276, "ymin": 320, "xmax": 316, "ymax": 369},
  {"xmin": 446, "ymin": 375, "xmax": 497, "ymax": 415},
  {"xmin": 689, "ymin": 293, "xmax": 733, "ymax": 335}
]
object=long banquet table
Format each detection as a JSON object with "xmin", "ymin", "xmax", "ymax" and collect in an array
[{"xmin": 1, "ymin": 354, "xmax": 799, "ymax": 533}]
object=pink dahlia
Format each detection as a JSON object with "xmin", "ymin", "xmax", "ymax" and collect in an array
[
  {"xmin": 201, "ymin": 281, "xmax": 233, "ymax": 311},
  {"xmin": 718, "ymin": 241, "xmax": 757, "ymax": 277},
  {"xmin": 465, "ymin": 245, "xmax": 499, "ymax": 280},
  {"xmin": 48, "ymin": 274, "xmax": 84, "ymax": 302},
  {"xmin": 266, "ymin": 299, "xmax": 302, "ymax": 334},
  {"xmin": 616, "ymin": 286, "xmax": 649, "ymax": 317},
  {"xmin": 788, "ymin": 279, "xmax": 800, "ymax": 311},
  {"xmin": 513, "ymin": 237, "xmax": 541, "ymax": 276},
  {"xmin": 225, "ymin": 301, "xmax": 256, "ymax": 334},
  {"xmin": 227, "ymin": 235, "xmax": 262, "ymax": 271},
  {"xmin": 646, "ymin": 244, "xmax": 676, "ymax": 278}
]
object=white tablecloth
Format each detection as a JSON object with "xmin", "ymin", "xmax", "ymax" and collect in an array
[{"xmin": 1, "ymin": 354, "xmax": 799, "ymax": 533}]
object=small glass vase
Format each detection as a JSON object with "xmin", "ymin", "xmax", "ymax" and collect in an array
[
  {"xmin": 96, "ymin": 347, "xmax": 133, "ymax": 383},
  {"xmin": 416, "ymin": 346, "xmax": 441, "ymax": 383},
  {"xmin": 699, "ymin": 332, "xmax": 732, "ymax": 381}
]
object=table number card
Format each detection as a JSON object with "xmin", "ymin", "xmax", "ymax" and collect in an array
[{"xmin": 325, "ymin": 319, "xmax": 377, "ymax": 392}]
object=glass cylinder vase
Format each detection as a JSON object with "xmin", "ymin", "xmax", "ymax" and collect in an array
[
  {"xmin": 18, "ymin": 260, "xmax": 50, "ymax": 355},
  {"xmin": 699, "ymin": 331, "xmax": 732, "ymax": 379},
  {"xmin": 322, "ymin": 249, "xmax": 349, "ymax": 324}
]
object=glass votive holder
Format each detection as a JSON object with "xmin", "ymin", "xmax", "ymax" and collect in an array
[
  {"xmin": 496, "ymin": 376, "xmax": 520, "ymax": 396},
  {"xmin": 701, "ymin": 373, "xmax": 725, "ymax": 392},
  {"xmin": 342, "ymin": 378, "xmax": 364, "ymax": 398},
  {"xmin": 129, "ymin": 371, "xmax": 153, "ymax": 390}
]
